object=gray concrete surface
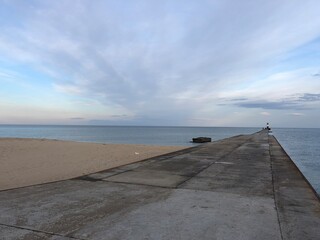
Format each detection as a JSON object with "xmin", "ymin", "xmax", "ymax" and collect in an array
[{"xmin": 0, "ymin": 130, "xmax": 319, "ymax": 240}]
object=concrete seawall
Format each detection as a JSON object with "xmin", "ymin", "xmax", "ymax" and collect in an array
[{"xmin": 0, "ymin": 130, "xmax": 319, "ymax": 239}]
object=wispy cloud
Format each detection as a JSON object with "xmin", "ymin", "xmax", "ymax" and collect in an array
[
  {"xmin": 70, "ymin": 117, "xmax": 85, "ymax": 120},
  {"xmin": 287, "ymin": 113, "xmax": 305, "ymax": 117},
  {"xmin": 236, "ymin": 101, "xmax": 302, "ymax": 110},
  {"xmin": 260, "ymin": 112, "xmax": 271, "ymax": 116},
  {"xmin": 232, "ymin": 93, "xmax": 320, "ymax": 110},
  {"xmin": 0, "ymin": 0, "xmax": 320, "ymax": 126},
  {"xmin": 298, "ymin": 93, "xmax": 320, "ymax": 102}
]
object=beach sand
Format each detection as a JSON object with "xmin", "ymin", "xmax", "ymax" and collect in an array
[{"xmin": 0, "ymin": 138, "xmax": 187, "ymax": 191}]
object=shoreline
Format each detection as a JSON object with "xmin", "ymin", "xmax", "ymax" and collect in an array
[{"xmin": 0, "ymin": 138, "xmax": 187, "ymax": 191}]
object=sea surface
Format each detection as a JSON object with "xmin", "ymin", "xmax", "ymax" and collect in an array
[
  {"xmin": 272, "ymin": 128, "xmax": 320, "ymax": 196},
  {"xmin": 0, "ymin": 125, "xmax": 261, "ymax": 146},
  {"xmin": 0, "ymin": 125, "xmax": 319, "ymax": 195}
]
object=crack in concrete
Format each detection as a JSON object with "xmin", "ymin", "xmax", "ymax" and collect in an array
[
  {"xmin": 176, "ymin": 136, "xmax": 254, "ymax": 188},
  {"xmin": 0, "ymin": 222, "xmax": 87, "ymax": 240}
]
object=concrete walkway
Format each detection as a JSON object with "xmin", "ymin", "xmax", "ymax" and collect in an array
[{"xmin": 0, "ymin": 130, "xmax": 319, "ymax": 240}]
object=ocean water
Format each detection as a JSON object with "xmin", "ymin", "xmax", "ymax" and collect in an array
[
  {"xmin": 0, "ymin": 125, "xmax": 260, "ymax": 146},
  {"xmin": 272, "ymin": 128, "xmax": 320, "ymax": 195},
  {"xmin": 0, "ymin": 125, "xmax": 319, "ymax": 194}
]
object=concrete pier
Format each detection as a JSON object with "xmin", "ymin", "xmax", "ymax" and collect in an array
[{"xmin": 0, "ymin": 130, "xmax": 319, "ymax": 239}]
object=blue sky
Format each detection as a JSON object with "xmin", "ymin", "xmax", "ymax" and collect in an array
[{"xmin": 0, "ymin": 0, "xmax": 320, "ymax": 127}]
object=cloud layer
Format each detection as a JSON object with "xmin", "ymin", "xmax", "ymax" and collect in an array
[
  {"xmin": 233, "ymin": 93, "xmax": 320, "ymax": 110},
  {"xmin": 1, "ymin": 0, "xmax": 320, "ymax": 126}
]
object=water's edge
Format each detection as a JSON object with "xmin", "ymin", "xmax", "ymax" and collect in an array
[{"xmin": 0, "ymin": 125, "xmax": 319, "ymax": 194}]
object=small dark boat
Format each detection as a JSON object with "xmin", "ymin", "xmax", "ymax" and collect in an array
[{"xmin": 192, "ymin": 137, "xmax": 212, "ymax": 143}]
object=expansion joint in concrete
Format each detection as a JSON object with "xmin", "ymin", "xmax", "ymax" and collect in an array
[
  {"xmin": 175, "ymin": 139, "xmax": 251, "ymax": 188},
  {"xmin": 0, "ymin": 223, "xmax": 86, "ymax": 240},
  {"xmin": 102, "ymin": 179, "xmax": 176, "ymax": 189}
]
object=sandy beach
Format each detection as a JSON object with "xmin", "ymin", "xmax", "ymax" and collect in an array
[{"xmin": 0, "ymin": 138, "xmax": 186, "ymax": 191}]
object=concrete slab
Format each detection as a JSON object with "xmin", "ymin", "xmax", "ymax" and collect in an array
[
  {"xmin": 0, "ymin": 180, "xmax": 172, "ymax": 237},
  {"xmin": 0, "ymin": 184, "xmax": 281, "ymax": 240},
  {"xmin": 71, "ymin": 189, "xmax": 281, "ymax": 240},
  {"xmin": 104, "ymin": 169, "xmax": 189, "ymax": 188},
  {"xmin": 180, "ymin": 176, "xmax": 273, "ymax": 197},
  {"xmin": 134, "ymin": 157, "xmax": 214, "ymax": 177},
  {"xmin": 180, "ymin": 136, "xmax": 273, "ymax": 197}
]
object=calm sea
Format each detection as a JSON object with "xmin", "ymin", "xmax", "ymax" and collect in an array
[
  {"xmin": 272, "ymin": 128, "xmax": 320, "ymax": 196},
  {"xmin": 0, "ymin": 125, "xmax": 319, "ymax": 194}
]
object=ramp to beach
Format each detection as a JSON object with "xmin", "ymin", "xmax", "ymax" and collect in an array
[{"xmin": 0, "ymin": 130, "xmax": 319, "ymax": 239}]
